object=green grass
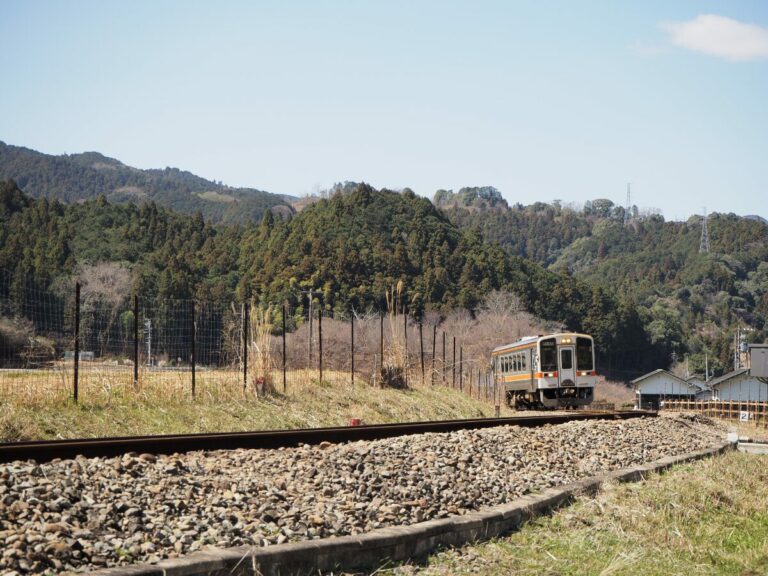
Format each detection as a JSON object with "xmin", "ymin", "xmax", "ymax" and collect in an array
[
  {"xmin": 384, "ymin": 451, "xmax": 768, "ymax": 576},
  {"xmin": 0, "ymin": 368, "xmax": 511, "ymax": 441}
]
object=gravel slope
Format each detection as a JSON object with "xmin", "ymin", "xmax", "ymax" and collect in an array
[{"xmin": 0, "ymin": 414, "xmax": 723, "ymax": 574}]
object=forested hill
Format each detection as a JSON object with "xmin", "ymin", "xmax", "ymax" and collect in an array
[
  {"xmin": 437, "ymin": 189, "xmax": 768, "ymax": 377},
  {"xmin": 0, "ymin": 142, "xmax": 293, "ymax": 224},
  {"xmin": 0, "ymin": 180, "xmax": 666, "ymax": 376}
]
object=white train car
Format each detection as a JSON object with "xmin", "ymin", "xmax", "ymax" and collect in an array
[{"xmin": 492, "ymin": 333, "xmax": 596, "ymax": 408}]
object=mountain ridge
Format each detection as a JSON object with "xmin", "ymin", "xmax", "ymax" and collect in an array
[{"xmin": 0, "ymin": 141, "xmax": 294, "ymax": 224}]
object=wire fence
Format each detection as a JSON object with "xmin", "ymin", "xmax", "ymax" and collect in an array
[{"xmin": 0, "ymin": 272, "xmax": 500, "ymax": 407}]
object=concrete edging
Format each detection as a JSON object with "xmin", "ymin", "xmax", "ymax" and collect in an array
[{"xmin": 92, "ymin": 441, "xmax": 734, "ymax": 576}]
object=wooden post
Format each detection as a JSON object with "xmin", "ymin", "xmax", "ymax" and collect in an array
[
  {"xmin": 350, "ymin": 312, "xmax": 355, "ymax": 386},
  {"xmin": 419, "ymin": 322, "xmax": 424, "ymax": 386},
  {"xmin": 318, "ymin": 307, "xmax": 323, "ymax": 383},
  {"xmin": 133, "ymin": 294, "xmax": 139, "ymax": 389},
  {"xmin": 73, "ymin": 282, "xmax": 81, "ymax": 404},
  {"xmin": 282, "ymin": 304, "xmax": 287, "ymax": 393},
  {"xmin": 243, "ymin": 302, "xmax": 249, "ymax": 391},
  {"xmin": 459, "ymin": 346, "xmax": 463, "ymax": 391},
  {"xmin": 191, "ymin": 300, "xmax": 196, "ymax": 399}
]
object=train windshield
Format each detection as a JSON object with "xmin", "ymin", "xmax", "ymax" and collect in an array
[
  {"xmin": 540, "ymin": 338, "xmax": 557, "ymax": 372},
  {"xmin": 577, "ymin": 337, "xmax": 593, "ymax": 371}
]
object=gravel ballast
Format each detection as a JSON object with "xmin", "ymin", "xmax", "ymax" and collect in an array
[{"xmin": 0, "ymin": 414, "xmax": 723, "ymax": 574}]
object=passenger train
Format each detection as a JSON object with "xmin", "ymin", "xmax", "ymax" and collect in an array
[{"xmin": 492, "ymin": 333, "xmax": 596, "ymax": 409}]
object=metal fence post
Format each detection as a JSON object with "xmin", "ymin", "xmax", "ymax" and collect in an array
[
  {"xmin": 133, "ymin": 294, "xmax": 139, "ymax": 389},
  {"xmin": 282, "ymin": 304, "xmax": 287, "ymax": 393},
  {"xmin": 73, "ymin": 282, "xmax": 81, "ymax": 403},
  {"xmin": 404, "ymin": 312, "xmax": 408, "ymax": 388},
  {"xmin": 350, "ymin": 312, "xmax": 355, "ymax": 386},
  {"xmin": 191, "ymin": 300, "xmax": 196, "ymax": 399},
  {"xmin": 442, "ymin": 331, "xmax": 446, "ymax": 385},
  {"xmin": 318, "ymin": 307, "xmax": 323, "ymax": 383},
  {"xmin": 459, "ymin": 346, "xmax": 463, "ymax": 391},
  {"xmin": 243, "ymin": 302, "xmax": 250, "ymax": 391},
  {"xmin": 380, "ymin": 312, "xmax": 384, "ymax": 373},
  {"xmin": 452, "ymin": 336, "xmax": 456, "ymax": 388},
  {"xmin": 431, "ymin": 325, "xmax": 436, "ymax": 385},
  {"xmin": 419, "ymin": 322, "xmax": 424, "ymax": 386}
]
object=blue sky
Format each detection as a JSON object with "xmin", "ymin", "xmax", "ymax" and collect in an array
[{"xmin": 1, "ymin": 0, "xmax": 767, "ymax": 220}]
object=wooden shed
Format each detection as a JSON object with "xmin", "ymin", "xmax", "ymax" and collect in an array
[
  {"xmin": 710, "ymin": 368, "xmax": 768, "ymax": 402},
  {"xmin": 631, "ymin": 369, "xmax": 698, "ymax": 410}
]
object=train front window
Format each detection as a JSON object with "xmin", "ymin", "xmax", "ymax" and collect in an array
[
  {"xmin": 540, "ymin": 338, "xmax": 557, "ymax": 372},
  {"xmin": 560, "ymin": 348, "xmax": 573, "ymax": 370},
  {"xmin": 577, "ymin": 337, "xmax": 593, "ymax": 371}
]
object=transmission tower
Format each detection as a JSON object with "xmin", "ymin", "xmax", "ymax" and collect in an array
[
  {"xmin": 699, "ymin": 207, "xmax": 710, "ymax": 253},
  {"xmin": 624, "ymin": 183, "xmax": 631, "ymax": 224}
]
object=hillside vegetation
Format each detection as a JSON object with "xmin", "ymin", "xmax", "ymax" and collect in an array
[
  {"xmin": 0, "ymin": 141, "xmax": 292, "ymax": 224},
  {"xmin": 438, "ymin": 189, "xmax": 768, "ymax": 377},
  {"xmin": 3, "ymin": 140, "xmax": 766, "ymax": 380},
  {"xmin": 0, "ymin": 180, "xmax": 665, "ymax": 376}
]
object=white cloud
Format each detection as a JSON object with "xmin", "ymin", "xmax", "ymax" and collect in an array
[{"xmin": 662, "ymin": 14, "xmax": 768, "ymax": 61}]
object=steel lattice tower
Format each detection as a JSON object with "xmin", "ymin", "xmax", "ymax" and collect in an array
[
  {"xmin": 624, "ymin": 183, "xmax": 631, "ymax": 224},
  {"xmin": 699, "ymin": 207, "xmax": 710, "ymax": 253}
]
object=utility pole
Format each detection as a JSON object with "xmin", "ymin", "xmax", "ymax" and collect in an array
[
  {"xmin": 705, "ymin": 352, "xmax": 709, "ymax": 382},
  {"xmin": 625, "ymin": 182, "xmax": 631, "ymax": 224},
  {"xmin": 699, "ymin": 207, "xmax": 710, "ymax": 253}
]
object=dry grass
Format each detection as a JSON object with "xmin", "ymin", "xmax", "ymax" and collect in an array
[
  {"xmin": 0, "ymin": 366, "xmax": 514, "ymax": 441},
  {"xmin": 594, "ymin": 377, "xmax": 635, "ymax": 408},
  {"xmin": 383, "ymin": 451, "xmax": 768, "ymax": 576}
]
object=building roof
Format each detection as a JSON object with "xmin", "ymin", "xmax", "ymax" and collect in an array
[
  {"xmin": 708, "ymin": 368, "xmax": 751, "ymax": 388},
  {"xmin": 630, "ymin": 369, "xmax": 689, "ymax": 387}
]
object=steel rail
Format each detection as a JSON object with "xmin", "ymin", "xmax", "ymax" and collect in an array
[{"xmin": 0, "ymin": 411, "xmax": 655, "ymax": 464}]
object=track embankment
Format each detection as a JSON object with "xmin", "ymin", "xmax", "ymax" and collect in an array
[
  {"xmin": 0, "ymin": 411, "xmax": 652, "ymax": 464},
  {"xmin": 0, "ymin": 413, "xmax": 726, "ymax": 574}
]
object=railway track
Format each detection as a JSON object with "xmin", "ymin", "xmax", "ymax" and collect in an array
[{"xmin": 0, "ymin": 410, "xmax": 654, "ymax": 464}]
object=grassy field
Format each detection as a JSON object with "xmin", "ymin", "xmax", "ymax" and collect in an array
[
  {"xmin": 384, "ymin": 450, "xmax": 768, "ymax": 576},
  {"xmin": 0, "ymin": 367, "xmax": 514, "ymax": 441}
]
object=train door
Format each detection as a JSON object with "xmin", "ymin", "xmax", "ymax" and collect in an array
[{"xmin": 559, "ymin": 346, "xmax": 576, "ymax": 387}]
